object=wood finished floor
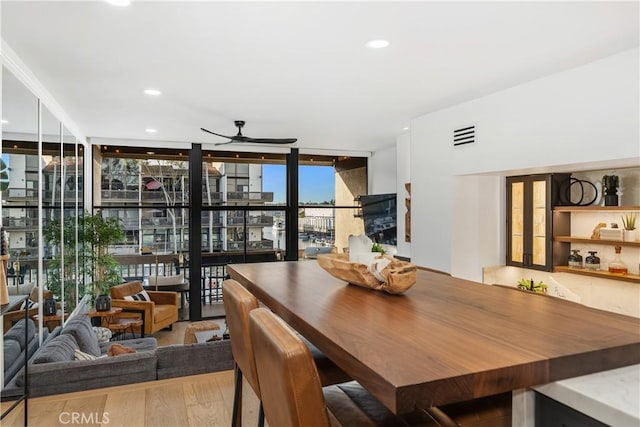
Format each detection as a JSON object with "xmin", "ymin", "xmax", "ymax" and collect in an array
[
  {"xmin": 1, "ymin": 371, "xmax": 262, "ymax": 427},
  {"xmin": 1, "ymin": 318, "xmax": 262, "ymax": 427}
]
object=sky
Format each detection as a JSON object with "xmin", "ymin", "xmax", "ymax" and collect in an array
[{"xmin": 262, "ymin": 164, "xmax": 335, "ymax": 204}]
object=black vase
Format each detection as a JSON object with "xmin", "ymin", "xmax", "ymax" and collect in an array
[
  {"xmin": 95, "ymin": 294, "xmax": 111, "ymax": 312},
  {"xmin": 43, "ymin": 298, "xmax": 57, "ymax": 316},
  {"xmin": 604, "ymin": 187, "xmax": 618, "ymax": 207}
]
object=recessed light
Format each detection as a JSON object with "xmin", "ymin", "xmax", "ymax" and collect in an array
[
  {"xmin": 145, "ymin": 128, "xmax": 157, "ymax": 133},
  {"xmin": 105, "ymin": 0, "xmax": 130, "ymax": 6},
  {"xmin": 147, "ymin": 151, "xmax": 155, "ymax": 155},
  {"xmin": 365, "ymin": 39, "xmax": 390, "ymax": 49},
  {"xmin": 144, "ymin": 88, "xmax": 162, "ymax": 96},
  {"xmin": 403, "ymin": 127, "xmax": 409, "ymax": 131},
  {"xmin": 1, "ymin": 119, "xmax": 8, "ymax": 124}
]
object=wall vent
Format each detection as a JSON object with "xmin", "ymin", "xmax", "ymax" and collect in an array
[{"xmin": 453, "ymin": 125, "xmax": 475, "ymax": 147}]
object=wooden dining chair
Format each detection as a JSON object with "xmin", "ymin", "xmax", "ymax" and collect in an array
[
  {"xmin": 248, "ymin": 307, "xmax": 458, "ymax": 427},
  {"xmin": 222, "ymin": 279, "xmax": 350, "ymax": 427}
]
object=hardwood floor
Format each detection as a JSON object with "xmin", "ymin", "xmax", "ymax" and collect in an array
[{"xmin": 1, "ymin": 370, "xmax": 262, "ymax": 427}]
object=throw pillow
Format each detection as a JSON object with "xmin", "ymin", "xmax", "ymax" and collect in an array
[
  {"xmin": 74, "ymin": 349, "xmax": 97, "ymax": 361},
  {"xmin": 107, "ymin": 343, "xmax": 137, "ymax": 356},
  {"xmin": 61, "ymin": 315, "xmax": 102, "ymax": 357},
  {"xmin": 123, "ymin": 290, "xmax": 151, "ymax": 302},
  {"xmin": 4, "ymin": 318, "xmax": 36, "ymax": 349},
  {"xmin": 20, "ymin": 299, "xmax": 37, "ymax": 310},
  {"xmin": 92, "ymin": 326, "xmax": 113, "ymax": 343},
  {"xmin": 32, "ymin": 334, "xmax": 78, "ymax": 364}
]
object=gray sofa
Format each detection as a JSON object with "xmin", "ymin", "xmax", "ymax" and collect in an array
[
  {"xmin": 3, "ymin": 314, "xmax": 233, "ymax": 398},
  {"xmin": 3, "ymin": 318, "xmax": 45, "ymax": 389}
]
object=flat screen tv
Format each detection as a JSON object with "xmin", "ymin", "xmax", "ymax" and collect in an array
[{"xmin": 359, "ymin": 193, "xmax": 397, "ymax": 245}]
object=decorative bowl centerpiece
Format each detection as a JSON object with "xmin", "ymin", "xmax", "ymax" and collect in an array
[{"xmin": 316, "ymin": 253, "xmax": 417, "ymax": 294}]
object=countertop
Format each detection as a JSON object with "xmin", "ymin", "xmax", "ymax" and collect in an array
[{"xmin": 534, "ymin": 364, "xmax": 640, "ymax": 426}]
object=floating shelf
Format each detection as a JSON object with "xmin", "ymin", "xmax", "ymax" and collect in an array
[
  {"xmin": 554, "ymin": 236, "xmax": 640, "ymax": 248},
  {"xmin": 554, "ymin": 206, "xmax": 640, "ymax": 212},
  {"xmin": 554, "ymin": 266, "xmax": 640, "ymax": 284}
]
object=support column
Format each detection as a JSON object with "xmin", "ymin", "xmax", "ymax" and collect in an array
[
  {"xmin": 189, "ymin": 144, "xmax": 202, "ymax": 320},
  {"xmin": 285, "ymin": 149, "xmax": 299, "ymax": 261}
]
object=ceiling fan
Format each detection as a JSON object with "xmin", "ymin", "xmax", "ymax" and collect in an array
[{"xmin": 201, "ymin": 120, "xmax": 297, "ymax": 146}]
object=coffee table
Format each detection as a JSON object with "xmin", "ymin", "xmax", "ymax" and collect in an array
[{"xmin": 107, "ymin": 318, "xmax": 143, "ymax": 340}]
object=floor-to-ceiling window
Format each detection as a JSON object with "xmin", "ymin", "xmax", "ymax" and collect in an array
[
  {"xmin": 91, "ymin": 145, "xmax": 368, "ymax": 320},
  {"xmin": 298, "ymin": 154, "xmax": 367, "ymax": 256}
]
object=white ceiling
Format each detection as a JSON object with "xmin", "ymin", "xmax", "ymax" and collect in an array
[{"xmin": 2, "ymin": 1, "xmax": 638, "ymax": 153}]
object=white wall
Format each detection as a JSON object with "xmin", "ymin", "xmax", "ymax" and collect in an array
[
  {"xmin": 411, "ymin": 48, "xmax": 640, "ymax": 280},
  {"xmin": 396, "ymin": 133, "xmax": 411, "ymax": 258},
  {"xmin": 368, "ymin": 145, "xmax": 397, "ymax": 194}
]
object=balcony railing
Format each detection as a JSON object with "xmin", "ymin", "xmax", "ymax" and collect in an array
[
  {"xmin": 99, "ymin": 190, "xmax": 274, "ymax": 204},
  {"xmin": 227, "ymin": 191, "xmax": 274, "ymax": 203},
  {"xmin": 227, "ymin": 215, "xmax": 274, "ymax": 227}
]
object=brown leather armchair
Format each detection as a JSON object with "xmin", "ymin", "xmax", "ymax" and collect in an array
[{"xmin": 110, "ymin": 281, "xmax": 179, "ymax": 335}]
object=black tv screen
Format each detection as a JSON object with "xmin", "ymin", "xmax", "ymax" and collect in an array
[{"xmin": 359, "ymin": 193, "xmax": 397, "ymax": 246}]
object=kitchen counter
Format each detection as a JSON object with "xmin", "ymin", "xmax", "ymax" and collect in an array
[{"xmin": 534, "ymin": 364, "xmax": 640, "ymax": 426}]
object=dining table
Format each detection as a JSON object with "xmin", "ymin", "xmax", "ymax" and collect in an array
[{"xmin": 228, "ymin": 260, "xmax": 640, "ymax": 420}]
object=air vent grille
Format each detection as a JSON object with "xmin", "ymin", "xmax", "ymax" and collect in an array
[{"xmin": 453, "ymin": 125, "xmax": 475, "ymax": 147}]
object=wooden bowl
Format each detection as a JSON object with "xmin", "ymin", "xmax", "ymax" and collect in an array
[{"xmin": 316, "ymin": 253, "xmax": 417, "ymax": 294}]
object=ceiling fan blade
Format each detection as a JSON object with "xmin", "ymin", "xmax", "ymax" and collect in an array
[
  {"xmin": 201, "ymin": 127, "xmax": 234, "ymax": 139},
  {"xmin": 214, "ymin": 140, "xmax": 236, "ymax": 146},
  {"xmin": 243, "ymin": 137, "xmax": 297, "ymax": 144},
  {"xmin": 201, "ymin": 123, "xmax": 297, "ymax": 145}
]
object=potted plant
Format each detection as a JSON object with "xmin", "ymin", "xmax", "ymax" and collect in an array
[
  {"xmin": 82, "ymin": 211, "xmax": 125, "ymax": 310},
  {"xmin": 45, "ymin": 210, "xmax": 124, "ymax": 312},
  {"xmin": 621, "ymin": 213, "xmax": 637, "ymax": 242}
]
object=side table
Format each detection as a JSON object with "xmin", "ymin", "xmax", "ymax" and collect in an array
[
  {"xmin": 32, "ymin": 311, "xmax": 66, "ymax": 333},
  {"xmin": 86, "ymin": 307, "xmax": 123, "ymax": 328}
]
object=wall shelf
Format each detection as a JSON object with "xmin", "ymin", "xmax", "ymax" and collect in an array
[
  {"xmin": 554, "ymin": 266, "xmax": 640, "ymax": 284},
  {"xmin": 551, "ymin": 205, "xmax": 639, "ymax": 284},
  {"xmin": 554, "ymin": 236, "xmax": 640, "ymax": 248},
  {"xmin": 554, "ymin": 206, "xmax": 640, "ymax": 212}
]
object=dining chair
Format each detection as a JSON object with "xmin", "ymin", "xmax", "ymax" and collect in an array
[
  {"xmin": 222, "ymin": 279, "xmax": 350, "ymax": 427},
  {"xmin": 248, "ymin": 307, "xmax": 458, "ymax": 427}
]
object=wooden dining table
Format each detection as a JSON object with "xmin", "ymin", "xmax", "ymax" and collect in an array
[{"xmin": 228, "ymin": 261, "xmax": 640, "ymax": 416}]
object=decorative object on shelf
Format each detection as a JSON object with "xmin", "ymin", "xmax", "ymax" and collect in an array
[
  {"xmin": 590, "ymin": 222, "xmax": 607, "ymax": 240},
  {"xmin": 317, "ymin": 253, "xmax": 417, "ymax": 294},
  {"xmin": 608, "ymin": 246, "xmax": 628, "ymax": 275},
  {"xmin": 602, "ymin": 175, "xmax": 619, "ymax": 206},
  {"xmin": 517, "ymin": 278, "xmax": 548, "ymax": 294},
  {"xmin": 585, "ymin": 251, "xmax": 601, "ymax": 271},
  {"xmin": 568, "ymin": 250, "xmax": 583, "ymax": 269},
  {"xmin": 621, "ymin": 213, "xmax": 637, "ymax": 242},
  {"xmin": 599, "ymin": 224, "xmax": 624, "ymax": 241},
  {"xmin": 562, "ymin": 177, "xmax": 599, "ymax": 206}
]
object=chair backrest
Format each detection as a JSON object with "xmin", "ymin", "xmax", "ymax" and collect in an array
[
  {"xmin": 249, "ymin": 308, "xmax": 330, "ymax": 427},
  {"xmin": 221, "ymin": 279, "xmax": 261, "ymax": 398},
  {"xmin": 29, "ymin": 287, "xmax": 53, "ymax": 302},
  {"xmin": 110, "ymin": 281, "xmax": 143, "ymax": 299}
]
